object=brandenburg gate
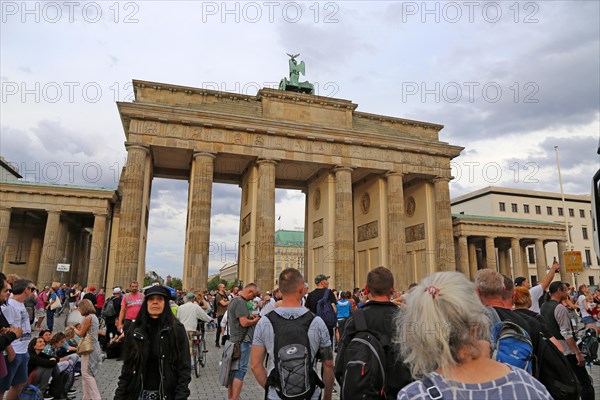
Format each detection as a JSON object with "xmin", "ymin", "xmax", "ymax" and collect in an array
[{"xmin": 105, "ymin": 78, "xmax": 463, "ymax": 292}]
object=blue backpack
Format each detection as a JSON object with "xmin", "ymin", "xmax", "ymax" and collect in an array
[
  {"xmin": 491, "ymin": 320, "xmax": 533, "ymax": 373},
  {"xmin": 19, "ymin": 384, "xmax": 43, "ymax": 400},
  {"xmin": 316, "ymin": 289, "xmax": 337, "ymax": 331}
]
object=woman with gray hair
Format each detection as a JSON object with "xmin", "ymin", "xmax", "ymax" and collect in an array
[{"xmin": 395, "ymin": 272, "xmax": 551, "ymax": 399}]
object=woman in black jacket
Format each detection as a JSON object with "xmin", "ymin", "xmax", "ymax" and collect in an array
[
  {"xmin": 27, "ymin": 337, "xmax": 70, "ymax": 399},
  {"xmin": 115, "ymin": 285, "xmax": 191, "ymax": 400}
]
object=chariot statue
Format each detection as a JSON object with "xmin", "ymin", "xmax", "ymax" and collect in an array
[{"xmin": 279, "ymin": 53, "xmax": 314, "ymax": 94}]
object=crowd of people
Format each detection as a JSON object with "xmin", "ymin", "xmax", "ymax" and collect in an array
[{"xmin": 0, "ymin": 262, "xmax": 598, "ymax": 399}]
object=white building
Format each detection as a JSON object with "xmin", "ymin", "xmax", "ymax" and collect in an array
[{"xmin": 452, "ymin": 186, "xmax": 599, "ymax": 287}]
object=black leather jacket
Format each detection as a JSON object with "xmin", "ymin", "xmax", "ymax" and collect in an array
[{"xmin": 114, "ymin": 321, "xmax": 191, "ymax": 400}]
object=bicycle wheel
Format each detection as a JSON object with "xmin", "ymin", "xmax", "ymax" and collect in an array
[
  {"xmin": 200, "ymin": 338, "xmax": 207, "ymax": 367},
  {"xmin": 192, "ymin": 342, "xmax": 200, "ymax": 378}
]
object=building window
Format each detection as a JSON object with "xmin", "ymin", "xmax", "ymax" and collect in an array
[
  {"xmin": 583, "ymin": 227, "xmax": 589, "ymax": 240},
  {"xmin": 535, "ymin": 205, "xmax": 541, "ymax": 215},
  {"xmin": 499, "ymin": 202, "xmax": 506, "ymax": 212},
  {"xmin": 527, "ymin": 247, "xmax": 535, "ymax": 264},
  {"xmin": 524, "ymin": 204, "xmax": 530, "ymax": 214},
  {"xmin": 546, "ymin": 206, "xmax": 553, "ymax": 215},
  {"xmin": 580, "ymin": 209, "xmax": 585, "ymax": 218},
  {"xmin": 569, "ymin": 208, "xmax": 574, "ymax": 217},
  {"xmin": 558, "ymin": 207, "xmax": 563, "ymax": 216},
  {"xmin": 590, "ymin": 276, "xmax": 596, "ymax": 286},
  {"xmin": 511, "ymin": 203, "xmax": 518, "ymax": 212},
  {"xmin": 585, "ymin": 249, "xmax": 592, "ymax": 266}
]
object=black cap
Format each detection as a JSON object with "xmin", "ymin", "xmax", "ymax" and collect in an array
[
  {"xmin": 144, "ymin": 285, "xmax": 172, "ymax": 300},
  {"xmin": 514, "ymin": 277, "xmax": 527, "ymax": 287}
]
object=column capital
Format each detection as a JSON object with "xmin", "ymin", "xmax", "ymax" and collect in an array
[
  {"xmin": 124, "ymin": 143, "xmax": 150, "ymax": 154},
  {"xmin": 193, "ymin": 151, "xmax": 216, "ymax": 160},
  {"xmin": 93, "ymin": 212, "xmax": 108, "ymax": 218},
  {"xmin": 46, "ymin": 210, "xmax": 61, "ymax": 216},
  {"xmin": 256, "ymin": 158, "xmax": 279, "ymax": 166},
  {"xmin": 432, "ymin": 176, "xmax": 451, "ymax": 183},
  {"xmin": 333, "ymin": 165, "xmax": 354, "ymax": 174},
  {"xmin": 384, "ymin": 171, "xmax": 404, "ymax": 178}
]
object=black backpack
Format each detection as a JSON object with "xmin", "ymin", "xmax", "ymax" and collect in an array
[
  {"xmin": 266, "ymin": 311, "xmax": 323, "ymax": 400},
  {"xmin": 338, "ymin": 309, "xmax": 388, "ymax": 400},
  {"xmin": 101, "ymin": 296, "xmax": 117, "ymax": 318},
  {"xmin": 534, "ymin": 334, "xmax": 580, "ymax": 400}
]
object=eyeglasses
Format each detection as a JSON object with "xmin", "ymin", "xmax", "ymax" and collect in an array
[{"xmin": 27, "ymin": 286, "xmax": 36, "ymax": 291}]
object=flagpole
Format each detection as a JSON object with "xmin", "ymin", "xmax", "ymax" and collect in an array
[{"xmin": 554, "ymin": 145, "xmax": 574, "ymax": 285}]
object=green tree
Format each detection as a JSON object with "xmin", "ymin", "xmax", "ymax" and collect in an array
[
  {"xmin": 227, "ymin": 279, "xmax": 241, "ymax": 291},
  {"xmin": 207, "ymin": 275, "xmax": 228, "ymax": 291},
  {"xmin": 170, "ymin": 277, "xmax": 183, "ymax": 290}
]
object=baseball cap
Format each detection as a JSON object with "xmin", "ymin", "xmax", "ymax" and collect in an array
[
  {"xmin": 186, "ymin": 293, "xmax": 196, "ymax": 300},
  {"xmin": 315, "ymin": 274, "xmax": 330, "ymax": 285},
  {"xmin": 113, "ymin": 287, "xmax": 122, "ymax": 294},
  {"xmin": 514, "ymin": 277, "xmax": 527, "ymax": 287},
  {"xmin": 89, "ymin": 286, "xmax": 96, "ymax": 292}
]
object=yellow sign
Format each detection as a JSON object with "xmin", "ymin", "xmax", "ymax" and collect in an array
[{"xmin": 563, "ymin": 251, "xmax": 584, "ymax": 273}]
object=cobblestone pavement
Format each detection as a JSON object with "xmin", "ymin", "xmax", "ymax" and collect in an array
[
  {"xmin": 51, "ymin": 314, "xmax": 600, "ymax": 399},
  {"xmin": 69, "ymin": 326, "xmax": 341, "ymax": 400}
]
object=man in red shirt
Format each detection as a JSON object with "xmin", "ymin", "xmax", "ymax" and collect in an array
[
  {"xmin": 116, "ymin": 281, "xmax": 144, "ymax": 334},
  {"xmin": 95, "ymin": 287, "xmax": 105, "ymax": 317}
]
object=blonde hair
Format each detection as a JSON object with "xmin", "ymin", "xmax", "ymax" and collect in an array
[
  {"xmin": 78, "ymin": 299, "xmax": 96, "ymax": 316},
  {"xmin": 64, "ymin": 327, "xmax": 75, "ymax": 339},
  {"xmin": 394, "ymin": 272, "xmax": 491, "ymax": 378}
]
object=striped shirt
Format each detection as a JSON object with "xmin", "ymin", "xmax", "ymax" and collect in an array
[{"xmin": 397, "ymin": 366, "xmax": 552, "ymax": 400}]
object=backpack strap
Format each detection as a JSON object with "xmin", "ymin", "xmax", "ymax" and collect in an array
[
  {"xmin": 420, "ymin": 375, "xmax": 444, "ymax": 400},
  {"xmin": 322, "ymin": 289, "xmax": 330, "ymax": 301},
  {"xmin": 352, "ymin": 309, "xmax": 391, "ymax": 347}
]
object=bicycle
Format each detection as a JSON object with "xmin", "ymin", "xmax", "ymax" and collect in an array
[{"xmin": 191, "ymin": 330, "xmax": 207, "ymax": 378}]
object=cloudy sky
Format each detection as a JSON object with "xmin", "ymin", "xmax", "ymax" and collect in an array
[{"xmin": 2, "ymin": 1, "xmax": 599, "ymax": 279}]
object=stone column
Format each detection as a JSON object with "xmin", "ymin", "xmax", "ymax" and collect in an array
[
  {"xmin": 485, "ymin": 237, "xmax": 497, "ymax": 271},
  {"xmin": 535, "ymin": 239, "xmax": 547, "ymax": 282},
  {"xmin": 557, "ymin": 240, "xmax": 569, "ymax": 282},
  {"xmin": 185, "ymin": 152, "xmax": 215, "ymax": 291},
  {"xmin": 498, "ymin": 247, "xmax": 509, "ymax": 276},
  {"xmin": 510, "ymin": 238, "xmax": 523, "ymax": 278},
  {"xmin": 38, "ymin": 211, "xmax": 61, "ymax": 287},
  {"xmin": 115, "ymin": 144, "xmax": 149, "ymax": 287},
  {"xmin": 0, "ymin": 208, "xmax": 11, "ymax": 268},
  {"xmin": 458, "ymin": 236, "xmax": 469, "ymax": 276},
  {"xmin": 334, "ymin": 166, "xmax": 355, "ymax": 290},
  {"xmin": 87, "ymin": 213, "xmax": 107, "ymax": 289},
  {"xmin": 468, "ymin": 242, "xmax": 478, "ymax": 280},
  {"xmin": 386, "ymin": 172, "xmax": 406, "ymax": 290},
  {"xmin": 521, "ymin": 245, "xmax": 529, "ymax": 278},
  {"xmin": 433, "ymin": 177, "xmax": 456, "ymax": 271},
  {"xmin": 255, "ymin": 159, "xmax": 277, "ymax": 293}
]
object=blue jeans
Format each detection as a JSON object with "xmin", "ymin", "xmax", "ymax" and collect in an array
[
  {"xmin": 46, "ymin": 309, "xmax": 55, "ymax": 332},
  {"xmin": 233, "ymin": 341, "xmax": 252, "ymax": 381},
  {"xmin": 0, "ymin": 353, "xmax": 30, "ymax": 391}
]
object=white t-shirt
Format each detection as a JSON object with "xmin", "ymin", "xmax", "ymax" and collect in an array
[
  {"xmin": 177, "ymin": 301, "xmax": 211, "ymax": 332},
  {"xmin": 578, "ymin": 295, "xmax": 591, "ymax": 318},
  {"xmin": 2, "ymin": 299, "xmax": 32, "ymax": 354},
  {"xmin": 528, "ymin": 285, "xmax": 545, "ymax": 313}
]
